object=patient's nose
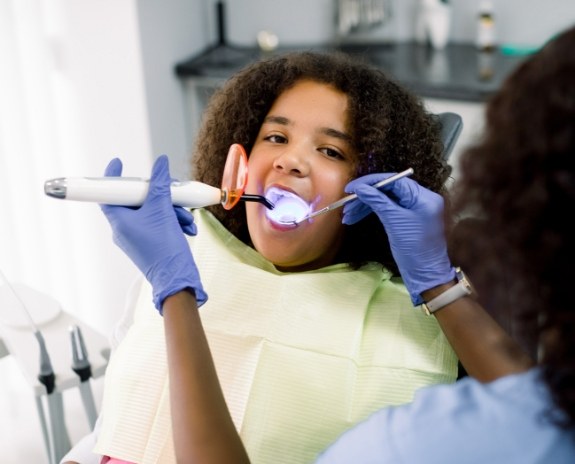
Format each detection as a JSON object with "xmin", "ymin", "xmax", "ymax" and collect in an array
[{"xmin": 272, "ymin": 146, "xmax": 310, "ymax": 177}]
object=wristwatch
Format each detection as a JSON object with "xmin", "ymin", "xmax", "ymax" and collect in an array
[{"xmin": 422, "ymin": 267, "xmax": 474, "ymax": 315}]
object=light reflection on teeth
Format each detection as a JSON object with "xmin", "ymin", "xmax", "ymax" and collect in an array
[{"xmin": 265, "ymin": 187, "xmax": 311, "ymax": 225}]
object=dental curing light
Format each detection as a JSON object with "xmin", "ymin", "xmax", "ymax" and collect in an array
[{"xmin": 44, "ymin": 144, "xmax": 273, "ymax": 210}]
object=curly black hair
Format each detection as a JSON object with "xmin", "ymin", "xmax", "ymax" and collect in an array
[
  {"xmin": 449, "ymin": 25, "xmax": 575, "ymax": 428},
  {"xmin": 192, "ymin": 51, "xmax": 450, "ymax": 274}
]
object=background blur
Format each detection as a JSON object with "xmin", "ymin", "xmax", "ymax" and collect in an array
[
  {"xmin": 1, "ymin": 1, "xmax": 574, "ymax": 461},
  {"xmin": 2, "ymin": 0, "xmax": 574, "ymax": 339}
]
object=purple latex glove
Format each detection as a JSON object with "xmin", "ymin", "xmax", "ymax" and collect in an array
[
  {"xmin": 100, "ymin": 155, "xmax": 208, "ymax": 313},
  {"xmin": 343, "ymin": 173, "xmax": 455, "ymax": 305}
]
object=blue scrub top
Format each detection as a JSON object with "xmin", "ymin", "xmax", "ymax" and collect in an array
[{"xmin": 316, "ymin": 368, "xmax": 575, "ymax": 463}]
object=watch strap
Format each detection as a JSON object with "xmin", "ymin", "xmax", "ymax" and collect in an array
[{"xmin": 422, "ymin": 267, "xmax": 473, "ymax": 315}]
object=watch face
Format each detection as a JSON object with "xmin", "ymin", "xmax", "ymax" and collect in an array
[{"xmin": 456, "ymin": 268, "xmax": 475, "ymax": 296}]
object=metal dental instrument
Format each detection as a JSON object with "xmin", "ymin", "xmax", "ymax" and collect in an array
[
  {"xmin": 70, "ymin": 325, "xmax": 98, "ymax": 429},
  {"xmin": 286, "ymin": 168, "xmax": 414, "ymax": 225},
  {"xmin": 239, "ymin": 194, "xmax": 275, "ymax": 209}
]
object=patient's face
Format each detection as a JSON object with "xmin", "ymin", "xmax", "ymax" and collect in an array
[{"xmin": 245, "ymin": 79, "xmax": 356, "ymax": 272}]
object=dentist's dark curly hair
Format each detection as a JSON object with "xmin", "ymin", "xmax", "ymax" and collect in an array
[
  {"xmin": 192, "ymin": 51, "xmax": 450, "ymax": 273},
  {"xmin": 449, "ymin": 25, "xmax": 575, "ymax": 428}
]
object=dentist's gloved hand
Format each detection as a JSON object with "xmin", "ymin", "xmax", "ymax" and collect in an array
[
  {"xmin": 343, "ymin": 173, "xmax": 455, "ymax": 305},
  {"xmin": 100, "ymin": 155, "xmax": 208, "ymax": 313}
]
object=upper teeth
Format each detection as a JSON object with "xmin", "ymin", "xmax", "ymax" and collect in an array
[
  {"xmin": 265, "ymin": 187, "xmax": 311, "ymax": 224},
  {"xmin": 266, "ymin": 187, "xmax": 301, "ymax": 204}
]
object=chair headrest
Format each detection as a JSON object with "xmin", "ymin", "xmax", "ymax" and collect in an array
[{"xmin": 437, "ymin": 112, "xmax": 463, "ymax": 161}]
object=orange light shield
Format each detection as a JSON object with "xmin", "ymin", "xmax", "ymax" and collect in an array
[{"xmin": 220, "ymin": 143, "xmax": 249, "ymax": 210}]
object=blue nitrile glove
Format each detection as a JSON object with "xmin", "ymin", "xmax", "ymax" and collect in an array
[
  {"xmin": 343, "ymin": 173, "xmax": 455, "ymax": 305},
  {"xmin": 100, "ymin": 155, "xmax": 208, "ymax": 313}
]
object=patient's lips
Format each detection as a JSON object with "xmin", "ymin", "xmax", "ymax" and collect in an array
[{"xmin": 265, "ymin": 187, "xmax": 311, "ymax": 226}]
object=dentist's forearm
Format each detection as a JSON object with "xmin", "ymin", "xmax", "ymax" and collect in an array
[
  {"xmin": 423, "ymin": 284, "xmax": 534, "ymax": 382},
  {"xmin": 163, "ymin": 290, "xmax": 251, "ymax": 464}
]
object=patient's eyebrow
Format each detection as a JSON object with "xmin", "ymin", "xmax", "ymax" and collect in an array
[
  {"xmin": 264, "ymin": 115, "xmax": 290, "ymax": 126},
  {"xmin": 321, "ymin": 127, "xmax": 352, "ymax": 143}
]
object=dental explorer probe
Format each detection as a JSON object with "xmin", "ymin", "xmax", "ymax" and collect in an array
[{"xmin": 284, "ymin": 168, "xmax": 414, "ymax": 225}]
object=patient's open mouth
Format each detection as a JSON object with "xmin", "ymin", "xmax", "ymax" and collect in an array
[{"xmin": 265, "ymin": 187, "xmax": 311, "ymax": 225}]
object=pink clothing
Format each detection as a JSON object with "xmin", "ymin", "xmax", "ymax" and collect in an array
[{"xmin": 101, "ymin": 457, "xmax": 135, "ymax": 464}]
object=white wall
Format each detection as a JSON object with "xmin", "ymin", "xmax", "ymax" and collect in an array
[
  {"xmin": 0, "ymin": 0, "xmax": 151, "ymax": 338},
  {"xmin": 1, "ymin": 0, "xmax": 210, "ymax": 337},
  {"xmin": 138, "ymin": 0, "xmax": 211, "ymax": 180}
]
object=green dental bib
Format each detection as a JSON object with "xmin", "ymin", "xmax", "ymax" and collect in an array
[{"xmin": 95, "ymin": 209, "xmax": 457, "ymax": 464}]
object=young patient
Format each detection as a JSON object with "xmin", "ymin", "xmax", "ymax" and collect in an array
[{"xmin": 62, "ymin": 51, "xmax": 457, "ymax": 464}]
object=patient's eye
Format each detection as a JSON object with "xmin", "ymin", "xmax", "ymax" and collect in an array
[
  {"xmin": 320, "ymin": 147, "xmax": 345, "ymax": 160},
  {"xmin": 265, "ymin": 134, "xmax": 287, "ymax": 144}
]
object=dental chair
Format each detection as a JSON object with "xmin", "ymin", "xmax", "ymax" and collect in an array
[
  {"xmin": 0, "ymin": 282, "xmax": 110, "ymax": 464},
  {"xmin": 437, "ymin": 112, "xmax": 463, "ymax": 161}
]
